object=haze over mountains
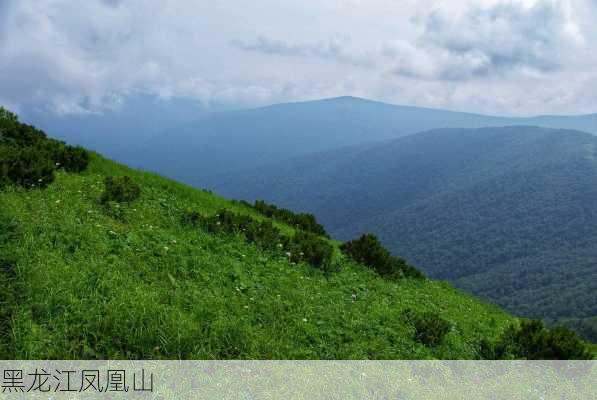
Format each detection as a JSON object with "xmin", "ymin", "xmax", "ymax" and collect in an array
[{"xmin": 28, "ymin": 96, "xmax": 597, "ymax": 188}]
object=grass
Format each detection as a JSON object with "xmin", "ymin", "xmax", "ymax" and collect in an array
[{"xmin": 0, "ymin": 153, "xmax": 516, "ymax": 359}]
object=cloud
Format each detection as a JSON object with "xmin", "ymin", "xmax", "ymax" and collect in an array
[
  {"xmin": 388, "ymin": 0, "xmax": 585, "ymax": 81},
  {"xmin": 230, "ymin": 36, "xmax": 375, "ymax": 68},
  {"xmin": 1, "ymin": 0, "xmax": 597, "ymax": 116}
]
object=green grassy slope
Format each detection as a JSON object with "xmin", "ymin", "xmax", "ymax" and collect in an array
[{"xmin": 0, "ymin": 153, "xmax": 515, "ymax": 359}]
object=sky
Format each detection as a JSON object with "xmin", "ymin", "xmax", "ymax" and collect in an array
[{"xmin": 1, "ymin": 0, "xmax": 597, "ymax": 116}]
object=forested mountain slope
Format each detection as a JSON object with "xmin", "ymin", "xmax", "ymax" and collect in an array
[
  {"xmin": 215, "ymin": 126, "xmax": 597, "ymax": 341},
  {"xmin": 28, "ymin": 96, "xmax": 597, "ymax": 189}
]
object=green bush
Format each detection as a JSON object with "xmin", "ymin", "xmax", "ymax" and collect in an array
[
  {"xmin": 100, "ymin": 176, "xmax": 141, "ymax": 204},
  {"xmin": 287, "ymin": 231, "xmax": 335, "ymax": 272},
  {"xmin": 250, "ymin": 200, "xmax": 329, "ymax": 237},
  {"xmin": 0, "ymin": 145, "xmax": 55, "ymax": 189},
  {"xmin": 341, "ymin": 234, "xmax": 424, "ymax": 279},
  {"xmin": 183, "ymin": 209, "xmax": 335, "ymax": 272},
  {"xmin": 55, "ymin": 145, "xmax": 90, "ymax": 172},
  {"xmin": 412, "ymin": 312, "xmax": 451, "ymax": 347},
  {"xmin": 0, "ymin": 107, "xmax": 90, "ymax": 190},
  {"xmin": 484, "ymin": 320, "xmax": 592, "ymax": 360}
]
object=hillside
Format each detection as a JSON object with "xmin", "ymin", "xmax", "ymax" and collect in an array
[
  {"xmin": 215, "ymin": 126, "xmax": 597, "ymax": 342},
  {"xmin": 0, "ymin": 112, "xmax": 527, "ymax": 360},
  {"xmin": 27, "ymin": 96, "xmax": 597, "ymax": 188}
]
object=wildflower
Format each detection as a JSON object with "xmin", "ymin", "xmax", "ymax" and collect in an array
[
  {"xmin": 244, "ymin": 305, "xmax": 249, "ymax": 309},
  {"xmin": 277, "ymin": 243, "xmax": 283, "ymax": 248},
  {"xmin": 55, "ymin": 199, "xmax": 61, "ymax": 204},
  {"xmin": 38, "ymin": 178, "xmax": 43, "ymax": 183},
  {"xmin": 285, "ymin": 252, "xmax": 292, "ymax": 257},
  {"xmin": 302, "ymin": 318, "xmax": 308, "ymax": 322},
  {"xmin": 55, "ymin": 162, "xmax": 61, "ymax": 166},
  {"xmin": 171, "ymin": 239, "xmax": 177, "ymax": 244},
  {"xmin": 164, "ymin": 246, "xmax": 169, "ymax": 251}
]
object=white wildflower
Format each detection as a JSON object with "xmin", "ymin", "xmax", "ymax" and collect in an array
[{"xmin": 302, "ymin": 318, "xmax": 308, "ymax": 322}]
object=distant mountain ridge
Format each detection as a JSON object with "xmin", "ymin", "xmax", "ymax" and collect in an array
[
  {"xmin": 214, "ymin": 126, "xmax": 597, "ymax": 341},
  {"xmin": 24, "ymin": 96, "xmax": 597, "ymax": 189}
]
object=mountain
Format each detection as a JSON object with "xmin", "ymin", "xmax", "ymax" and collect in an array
[
  {"xmin": 1, "ymin": 110, "xmax": 522, "ymax": 360},
  {"xmin": 25, "ymin": 96, "xmax": 597, "ymax": 188},
  {"xmin": 214, "ymin": 126, "xmax": 597, "ymax": 341},
  {"xmin": 3, "ymin": 108, "xmax": 595, "ymax": 359}
]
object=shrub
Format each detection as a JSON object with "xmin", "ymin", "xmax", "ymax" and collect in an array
[
  {"xmin": 480, "ymin": 320, "xmax": 593, "ymax": 360},
  {"xmin": 251, "ymin": 200, "xmax": 329, "ymax": 237},
  {"xmin": 287, "ymin": 231, "xmax": 335, "ymax": 271},
  {"xmin": 0, "ymin": 145, "xmax": 55, "ymax": 189},
  {"xmin": 0, "ymin": 107, "xmax": 18, "ymax": 123},
  {"xmin": 0, "ymin": 120, "xmax": 46, "ymax": 147},
  {"xmin": 486, "ymin": 320, "xmax": 592, "ymax": 360},
  {"xmin": 55, "ymin": 145, "xmax": 90, "ymax": 172},
  {"xmin": 412, "ymin": 312, "xmax": 451, "ymax": 347},
  {"xmin": 183, "ymin": 209, "xmax": 335, "ymax": 272},
  {"xmin": 0, "ymin": 108, "xmax": 90, "ymax": 190},
  {"xmin": 341, "ymin": 234, "xmax": 424, "ymax": 279},
  {"xmin": 181, "ymin": 210, "xmax": 202, "ymax": 226},
  {"xmin": 101, "ymin": 176, "xmax": 141, "ymax": 204}
]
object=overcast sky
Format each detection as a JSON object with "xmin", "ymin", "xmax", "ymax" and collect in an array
[{"xmin": 2, "ymin": 0, "xmax": 597, "ymax": 116}]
